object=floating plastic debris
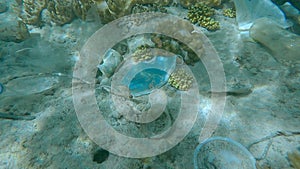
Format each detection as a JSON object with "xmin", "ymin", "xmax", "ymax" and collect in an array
[
  {"xmin": 194, "ymin": 137, "xmax": 256, "ymax": 169},
  {"xmin": 121, "ymin": 55, "xmax": 176, "ymax": 97}
]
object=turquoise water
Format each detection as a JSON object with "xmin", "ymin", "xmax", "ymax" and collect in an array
[{"xmin": 0, "ymin": 0, "xmax": 300, "ymax": 169}]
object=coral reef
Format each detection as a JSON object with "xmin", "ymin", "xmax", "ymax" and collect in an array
[
  {"xmin": 72, "ymin": 0, "xmax": 92, "ymax": 20},
  {"xmin": 151, "ymin": 34, "xmax": 200, "ymax": 65},
  {"xmin": 179, "ymin": 0, "xmax": 221, "ymax": 8},
  {"xmin": 131, "ymin": 3, "xmax": 167, "ymax": 14},
  {"xmin": 16, "ymin": 0, "xmax": 222, "ymax": 26},
  {"xmin": 131, "ymin": 45, "xmax": 154, "ymax": 62},
  {"xmin": 19, "ymin": 0, "xmax": 47, "ymax": 26},
  {"xmin": 107, "ymin": 0, "xmax": 170, "ymax": 15},
  {"xmin": 18, "ymin": 0, "xmax": 92, "ymax": 26},
  {"xmin": 92, "ymin": 0, "xmax": 171, "ymax": 23},
  {"xmin": 187, "ymin": 3, "xmax": 220, "ymax": 31},
  {"xmin": 168, "ymin": 68, "xmax": 193, "ymax": 91},
  {"xmin": 47, "ymin": 0, "xmax": 75, "ymax": 25},
  {"xmin": 17, "ymin": 0, "xmax": 172, "ymax": 25},
  {"xmin": 223, "ymin": 8, "xmax": 236, "ymax": 18}
]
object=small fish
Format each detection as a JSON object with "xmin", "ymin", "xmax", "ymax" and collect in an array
[{"xmin": 0, "ymin": 83, "xmax": 3, "ymax": 94}]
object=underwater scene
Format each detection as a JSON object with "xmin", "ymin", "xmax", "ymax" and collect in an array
[{"xmin": 0, "ymin": 0, "xmax": 300, "ymax": 168}]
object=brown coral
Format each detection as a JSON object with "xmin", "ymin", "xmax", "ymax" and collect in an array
[
  {"xmin": 19, "ymin": 0, "xmax": 93, "ymax": 26},
  {"xmin": 223, "ymin": 8, "xmax": 236, "ymax": 18},
  {"xmin": 72, "ymin": 0, "xmax": 92, "ymax": 20},
  {"xmin": 47, "ymin": 0, "xmax": 75, "ymax": 25},
  {"xmin": 20, "ymin": 0, "xmax": 47, "ymax": 25},
  {"xmin": 179, "ymin": 0, "xmax": 221, "ymax": 8},
  {"xmin": 94, "ymin": 0, "xmax": 172, "ymax": 23}
]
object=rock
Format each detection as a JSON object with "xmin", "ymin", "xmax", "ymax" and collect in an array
[
  {"xmin": 0, "ymin": 1, "xmax": 8, "ymax": 13},
  {"xmin": 0, "ymin": 20, "xmax": 30, "ymax": 42}
]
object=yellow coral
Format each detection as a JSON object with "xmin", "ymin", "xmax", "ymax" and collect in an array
[
  {"xmin": 223, "ymin": 8, "xmax": 236, "ymax": 18},
  {"xmin": 168, "ymin": 68, "xmax": 193, "ymax": 91},
  {"xmin": 131, "ymin": 45, "xmax": 154, "ymax": 62},
  {"xmin": 187, "ymin": 3, "xmax": 220, "ymax": 31}
]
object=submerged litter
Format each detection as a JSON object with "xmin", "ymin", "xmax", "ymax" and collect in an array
[
  {"xmin": 194, "ymin": 137, "xmax": 256, "ymax": 169},
  {"xmin": 121, "ymin": 55, "xmax": 177, "ymax": 97},
  {"xmin": 129, "ymin": 68, "xmax": 169, "ymax": 96}
]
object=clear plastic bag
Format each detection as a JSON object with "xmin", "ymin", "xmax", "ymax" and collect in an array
[{"xmin": 233, "ymin": 0, "xmax": 290, "ymax": 30}]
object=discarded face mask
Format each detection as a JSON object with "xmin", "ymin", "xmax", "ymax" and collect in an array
[{"xmin": 113, "ymin": 54, "xmax": 177, "ymax": 97}]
